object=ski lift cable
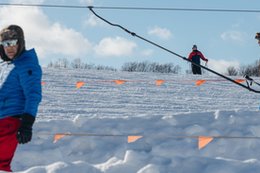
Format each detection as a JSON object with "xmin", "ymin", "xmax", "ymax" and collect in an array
[
  {"xmin": 0, "ymin": 3, "xmax": 260, "ymax": 13},
  {"xmin": 88, "ymin": 7, "xmax": 260, "ymax": 93}
]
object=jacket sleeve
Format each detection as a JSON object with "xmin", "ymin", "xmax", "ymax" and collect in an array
[
  {"xmin": 18, "ymin": 63, "xmax": 42, "ymax": 116},
  {"xmin": 198, "ymin": 51, "xmax": 208, "ymax": 61},
  {"xmin": 188, "ymin": 52, "xmax": 193, "ymax": 60}
]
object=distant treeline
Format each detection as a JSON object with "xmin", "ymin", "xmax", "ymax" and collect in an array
[
  {"xmin": 47, "ymin": 58, "xmax": 260, "ymax": 76},
  {"xmin": 121, "ymin": 61, "xmax": 181, "ymax": 74},
  {"xmin": 47, "ymin": 58, "xmax": 117, "ymax": 71},
  {"xmin": 47, "ymin": 58, "xmax": 181, "ymax": 74},
  {"xmin": 226, "ymin": 59, "xmax": 260, "ymax": 76}
]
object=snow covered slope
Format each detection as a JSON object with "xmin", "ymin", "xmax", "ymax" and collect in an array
[{"xmin": 11, "ymin": 68, "xmax": 260, "ymax": 173}]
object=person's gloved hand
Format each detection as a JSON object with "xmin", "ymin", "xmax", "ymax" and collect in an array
[
  {"xmin": 205, "ymin": 59, "xmax": 208, "ymax": 62},
  {"xmin": 17, "ymin": 113, "xmax": 35, "ymax": 144}
]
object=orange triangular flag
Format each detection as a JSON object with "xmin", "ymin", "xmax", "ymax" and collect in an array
[
  {"xmin": 198, "ymin": 136, "xmax": 214, "ymax": 150},
  {"xmin": 127, "ymin": 136, "xmax": 143, "ymax": 143},
  {"xmin": 235, "ymin": 79, "xmax": 245, "ymax": 83},
  {"xmin": 53, "ymin": 133, "xmax": 67, "ymax": 143},
  {"xmin": 114, "ymin": 80, "xmax": 126, "ymax": 85},
  {"xmin": 196, "ymin": 80, "xmax": 206, "ymax": 86},
  {"xmin": 76, "ymin": 81, "xmax": 85, "ymax": 89},
  {"xmin": 156, "ymin": 80, "xmax": 165, "ymax": 86}
]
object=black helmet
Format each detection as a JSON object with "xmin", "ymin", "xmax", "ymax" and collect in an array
[{"xmin": 255, "ymin": 32, "xmax": 260, "ymax": 39}]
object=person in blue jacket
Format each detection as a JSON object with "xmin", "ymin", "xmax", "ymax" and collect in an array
[{"xmin": 0, "ymin": 25, "xmax": 42, "ymax": 172}]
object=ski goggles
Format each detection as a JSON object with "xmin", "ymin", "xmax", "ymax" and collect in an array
[{"xmin": 0, "ymin": 39, "xmax": 18, "ymax": 47}]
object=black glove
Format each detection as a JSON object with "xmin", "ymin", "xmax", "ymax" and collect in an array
[{"xmin": 17, "ymin": 113, "xmax": 35, "ymax": 144}]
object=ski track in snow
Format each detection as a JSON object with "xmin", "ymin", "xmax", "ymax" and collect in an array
[
  {"xmin": 10, "ymin": 68, "xmax": 260, "ymax": 173},
  {"xmin": 39, "ymin": 68, "xmax": 259, "ymax": 119}
]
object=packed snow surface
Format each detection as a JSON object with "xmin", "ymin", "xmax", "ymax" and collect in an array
[{"xmin": 9, "ymin": 68, "xmax": 260, "ymax": 173}]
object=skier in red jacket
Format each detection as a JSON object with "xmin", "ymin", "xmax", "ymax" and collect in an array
[{"xmin": 188, "ymin": 45, "xmax": 208, "ymax": 75}]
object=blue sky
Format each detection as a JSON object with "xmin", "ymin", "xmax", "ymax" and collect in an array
[{"xmin": 0, "ymin": 0, "xmax": 259, "ymax": 73}]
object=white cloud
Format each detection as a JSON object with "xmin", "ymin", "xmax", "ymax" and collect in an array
[
  {"xmin": 221, "ymin": 31, "xmax": 245, "ymax": 42},
  {"xmin": 140, "ymin": 49, "xmax": 154, "ymax": 57},
  {"xmin": 207, "ymin": 59, "xmax": 240, "ymax": 74},
  {"xmin": 0, "ymin": 6, "xmax": 92, "ymax": 61},
  {"xmin": 148, "ymin": 26, "xmax": 172, "ymax": 40},
  {"xmin": 10, "ymin": 0, "xmax": 44, "ymax": 3},
  {"xmin": 79, "ymin": 0, "xmax": 94, "ymax": 5},
  {"xmin": 94, "ymin": 37, "xmax": 137, "ymax": 57},
  {"xmin": 84, "ymin": 14, "xmax": 102, "ymax": 27}
]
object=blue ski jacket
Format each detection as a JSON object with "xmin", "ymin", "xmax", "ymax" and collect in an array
[{"xmin": 0, "ymin": 49, "xmax": 42, "ymax": 118}]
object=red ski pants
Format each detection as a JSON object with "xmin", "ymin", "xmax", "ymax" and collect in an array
[{"xmin": 0, "ymin": 117, "xmax": 20, "ymax": 172}]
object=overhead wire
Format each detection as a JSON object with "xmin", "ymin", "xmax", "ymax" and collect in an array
[{"xmin": 0, "ymin": 3, "xmax": 259, "ymax": 13}]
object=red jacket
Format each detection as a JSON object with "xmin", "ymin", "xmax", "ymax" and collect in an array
[{"xmin": 188, "ymin": 50, "xmax": 208, "ymax": 64}]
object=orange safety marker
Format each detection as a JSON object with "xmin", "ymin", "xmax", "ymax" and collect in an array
[
  {"xmin": 76, "ymin": 81, "xmax": 85, "ymax": 88},
  {"xmin": 127, "ymin": 136, "xmax": 143, "ymax": 143},
  {"xmin": 41, "ymin": 81, "xmax": 46, "ymax": 85},
  {"xmin": 196, "ymin": 80, "xmax": 206, "ymax": 86},
  {"xmin": 155, "ymin": 79, "xmax": 165, "ymax": 86},
  {"xmin": 114, "ymin": 80, "xmax": 126, "ymax": 85},
  {"xmin": 53, "ymin": 133, "xmax": 70, "ymax": 143},
  {"xmin": 235, "ymin": 79, "xmax": 245, "ymax": 83},
  {"xmin": 198, "ymin": 136, "xmax": 214, "ymax": 150}
]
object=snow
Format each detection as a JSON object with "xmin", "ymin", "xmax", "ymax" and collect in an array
[{"xmin": 7, "ymin": 67, "xmax": 260, "ymax": 173}]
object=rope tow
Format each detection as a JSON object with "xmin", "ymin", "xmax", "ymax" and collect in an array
[{"xmin": 88, "ymin": 7, "xmax": 260, "ymax": 93}]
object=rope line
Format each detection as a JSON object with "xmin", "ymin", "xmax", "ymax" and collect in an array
[
  {"xmin": 39, "ymin": 133, "xmax": 260, "ymax": 140},
  {"xmin": 0, "ymin": 3, "xmax": 259, "ymax": 13}
]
